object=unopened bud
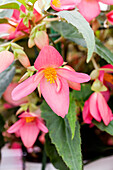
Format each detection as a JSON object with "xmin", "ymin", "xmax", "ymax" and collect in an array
[
  {"xmin": 90, "ymin": 69, "xmax": 99, "ymax": 80},
  {"xmin": 91, "ymin": 79, "xmax": 107, "ymax": 92}
]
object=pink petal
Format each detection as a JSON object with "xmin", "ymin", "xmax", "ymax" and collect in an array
[
  {"xmin": 40, "ymin": 77, "xmax": 69, "ymax": 118},
  {"xmin": 20, "ymin": 122, "xmax": 40, "ymax": 148},
  {"xmin": 16, "ymin": 19, "xmax": 29, "ymax": 31},
  {"xmin": 12, "ymin": 72, "xmax": 43, "ymax": 101},
  {"xmin": 57, "ymin": 68, "xmax": 90, "ymax": 83},
  {"xmin": 99, "ymin": 0, "xmax": 113, "ymax": 5},
  {"xmin": 12, "ymin": 9, "xmax": 20, "ymax": 20},
  {"xmin": 77, "ymin": 0, "xmax": 100, "ymax": 21},
  {"xmin": 19, "ymin": 112, "xmax": 37, "ymax": 118},
  {"xmin": 7, "ymin": 119, "xmax": 25, "ymax": 133},
  {"xmin": 68, "ymin": 81, "xmax": 81, "ymax": 90},
  {"xmin": 3, "ymin": 83, "xmax": 28, "ymax": 106},
  {"xmin": 33, "ymin": 8, "xmax": 42, "ymax": 22},
  {"xmin": 34, "ymin": 31, "xmax": 49, "ymax": 50},
  {"xmin": 97, "ymin": 92, "xmax": 112, "ymax": 126},
  {"xmin": 36, "ymin": 119, "xmax": 48, "ymax": 133},
  {"xmin": 83, "ymin": 100, "xmax": 93, "ymax": 124},
  {"xmin": 101, "ymin": 90, "xmax": 110, "ymax": 102},
  {"xmin": 51, "ymin": 0, "xmax": 79, "ymax": 11},
  {"xmin": 0, "ymin": 51, "xmax": 14, "ymax": 73},
  {"xmin": 34, "ymin": 46, "xmax": 63, "ymax": 70},
  {"xmin": 89, "ymin": 92, "xmax": 101, "ymax": 122}
]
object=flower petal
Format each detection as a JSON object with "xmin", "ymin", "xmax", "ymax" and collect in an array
[
  {"xmin": 20, "ymin": 122, "xmax": 40, "ymax": 148},
  {"xmin": 3, "ymin": 83, "xmax": 28, "ymax": 106},
  {"xmin": 57, "ymin": 68, "xmax": 90, "ymax": 83},
  {"xmin": 0, "ymin": 51, "xmax": 14, "ymax": 73},
  {"xmin": 36, "ymin": 119, "xmax": 48, "ymax": 133},
  {"xmin": 99, "ymin": 0, "xmax": 113, "ymax": 5},
  {"xmin": 89, "ymin": 92, "xmax": 101, "ymax": 122},
  {"xmin": 77, "ymin": 0, "xmax": 100, "ymax": 21},
  {"xmin": 40, "ymin": 77, "xmax": 69, "ymax": 118},
  {"xmin": 97, "ymin": 93, "xmax": 112, "ymax": 125},
  {"xmin": 68, "ymin": 81, "xmax": 81, "ymax": 91},
  {"xmin": 34, "ymin": 46, "xmax": 63, "ymax": 70},
  {"xmin": 51, "ymin": 0, "xmax": 78, "ymax": 11},
  {"xmin": 12, "ymin": 72, "xmax": 43, "ymax": 101},
  {"xmin": 7, "ymin": 119, "xmax": 25, "ymax": 133},
  {"xmin": 83, "ymin": 100, "xmax": 93, "ymax": 124}
]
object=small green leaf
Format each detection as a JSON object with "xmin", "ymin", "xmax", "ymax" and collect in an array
[
  {"xmin": 93, "ymin": 120, "xmax": 113, "ymax": 136},
  {"xmin": 16, "ymin": 0, "xmax": 26, "ymax": 7},
  {"xmin": 45, "ymin": 134, "xmax": 69, "ymax": 170},
  {"xmin": 0, "ymin": 64, "xmax": 15, "ymax": 98},
  {"xmin": 0, "ymin": 9, "xmax": 13, "ymax": 18},
  {"xmin": 41, "ymin": 101, "xmax": 82, "ymax": 170},
  {"xmin": 95, "ymin": 38, "xmax": 113, "ymax": 65},
  {"xmin": 55, "ymin": 10, "xmax": 95, "ymax": 63},
  {"xmin": 66, "ymin": 92, "xmax": 77, "ymax": 139},
  {"xmin": 73, "ymin": 84, "xmax": 92, "ymax": 101},
  {"xmin": 0, "ymin": 3, "xmax": 20, "ymax": 10}
]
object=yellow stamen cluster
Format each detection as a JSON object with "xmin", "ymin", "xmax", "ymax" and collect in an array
[
  {"xmin": 52, "ymin": 0, "xmax": 61, "ymax": 8},
  {"xmin": 25, "ymin": 117, "xmax": 35, "ymax": 123},
  {"xmin": 44, "ymin": 67, "xmax": 57, "ymax": 84}
]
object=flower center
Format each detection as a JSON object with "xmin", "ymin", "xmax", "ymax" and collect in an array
[
  {"xmin": 104, "ymin": 73, "xmax": 113, "ymax": 84},
  {"xmin": 44, "ymin": 67, "xmax": 57, "ymax": 83},
  {"xmin": 52, "ymin": 0, "xmax": 61, "ymax": 7},
  {"xmin": 25, "ymin": 117, "xmax": 35, "ymax": 123}
]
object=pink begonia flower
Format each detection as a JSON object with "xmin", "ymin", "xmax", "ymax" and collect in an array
[
  {"xmin": 51, "ymin": 0, "xmax": 80, "ymax": 11},
  {"xmin": 0, "ymin": 51, "xmax": 14, "ymax": 73},
  {"xmin": 98, "ymin": 64, "xmax": 113, "ymax": 102},
  {"xmin": 106, "ymin": 11, "xmax": 113, "ymax": 25},
  {"xmin": 83, "ymin": 92, "xmax": 112, "ymax": 126},
  {"xmin": 77, "ymin": 0, "xmax": 113, "ymax": 22},
  {"xmin": 7, "ymin": 112, "xmax": 48, "ymax": 148},
  {"xmin": 3, "ymin": 83, "xmax": 28, "ymax": 108},
  {"xmin": 0, "ymin": 5, "xmax": 42, "ymax": 40},
  {"xmin": 12, "ymin": 45, "xmax": 90, "ymax": 118}
]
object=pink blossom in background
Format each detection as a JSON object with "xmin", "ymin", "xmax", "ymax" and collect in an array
[
  {"xmin": 7, "ymin": 112, "xmax": 48, "ymax": 148},
  {"xmin": 83, "ymin": 92, "xmax": 112, "ymax": 126},
  {"xmin": 0, "ymin": 5, "xmax": 42, "ymax": 40},
  {"xmin": 51, "ymin": 0, "xmax": 80, "ymax": 11},
  {"xmin": 3, "ymin": 83, "xmax": 28, "ymax": 108},
  {"xmin": 106, "ymin": 11, "xmax": 113, "ymax": 25},
  {"xmin": 12, "ymin": 45, "xmax": 90, "ymax": 118},
  {"xmin": 77, "ymin": 0, "xmax": 113, "ymax": 21},
  {"xmin": 0, "ymin": 51, "xmax": 14, "ymax": 73}
]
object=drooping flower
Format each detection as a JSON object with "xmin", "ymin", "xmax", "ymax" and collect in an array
[
  {"xmin": 77, "ymin": 0, "xmax": 113, "ymax": 21},
  {"xmin": 83, "ymin": 92, "xmax": 112, "ymax": 126},
  {"xmin": 7, "ymin": 112, "xmax": 48, "ymax": 148},
  {"xmin": 0, "ymin": 51, "xmax": 14, "ymax": 73},
  {"xmin": 12, "ymin": 45, "xmax": 90, "ymax": 118},
  {"xmin": 106, "ymin": 11, "xmax": 113, "ymax": 25},
  {"xmin": 51, "ymin": 0, "xmax": 80, "ymax": 11},
  {"xmin": 3, "ymin": 83, "xmax": 28, "ymax": 108},
  {"xmin": 0, "ymin": 5, "xmax": 42, "ymax": 40}
]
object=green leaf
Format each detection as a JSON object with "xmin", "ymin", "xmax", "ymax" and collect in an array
[
  {"xmin": 0, "ymin": 18, "xmax": 8, "ymax": 24},
  {"xmin": 41, "ymin": 101, "xmax": 82, "ymax": 170},
  {"xmin": 16, "ymin": 0, "xmax": 26, "ymax": 7},
  {"xmin": 55, "ymin": 10, "xmax": 95, "ymax": 63},
  {"xmin": 95, "ymin": 38, "xmax": 113, "ymax": 65},
  {"xmin": 0, "ymin": 9, "xmax": 13, "ymax": 18},
  {"xmin": 73, "ymin": 84, "xmax": 92, "ymax": 101},
  {"xmin": 0, "ymin": 64, "xmax": 15, "ymax": 98},
  {"xmin": 66, "ymin": 92, "xmax": 77, "ymax": 139},
  {"xmin": 45, "ymin": 134, "xmax": 69, "ymax": 170},
  {"xmin": 28, "ymin": 0, "xmax": 37, "ymax": 4},
  {"xmin": 93, "ymin": 120, "xmax": 113, "ymax": 136},
  {"xmin": 51, "ymin": 21, "xmax": 113, "ymax": 65}
]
